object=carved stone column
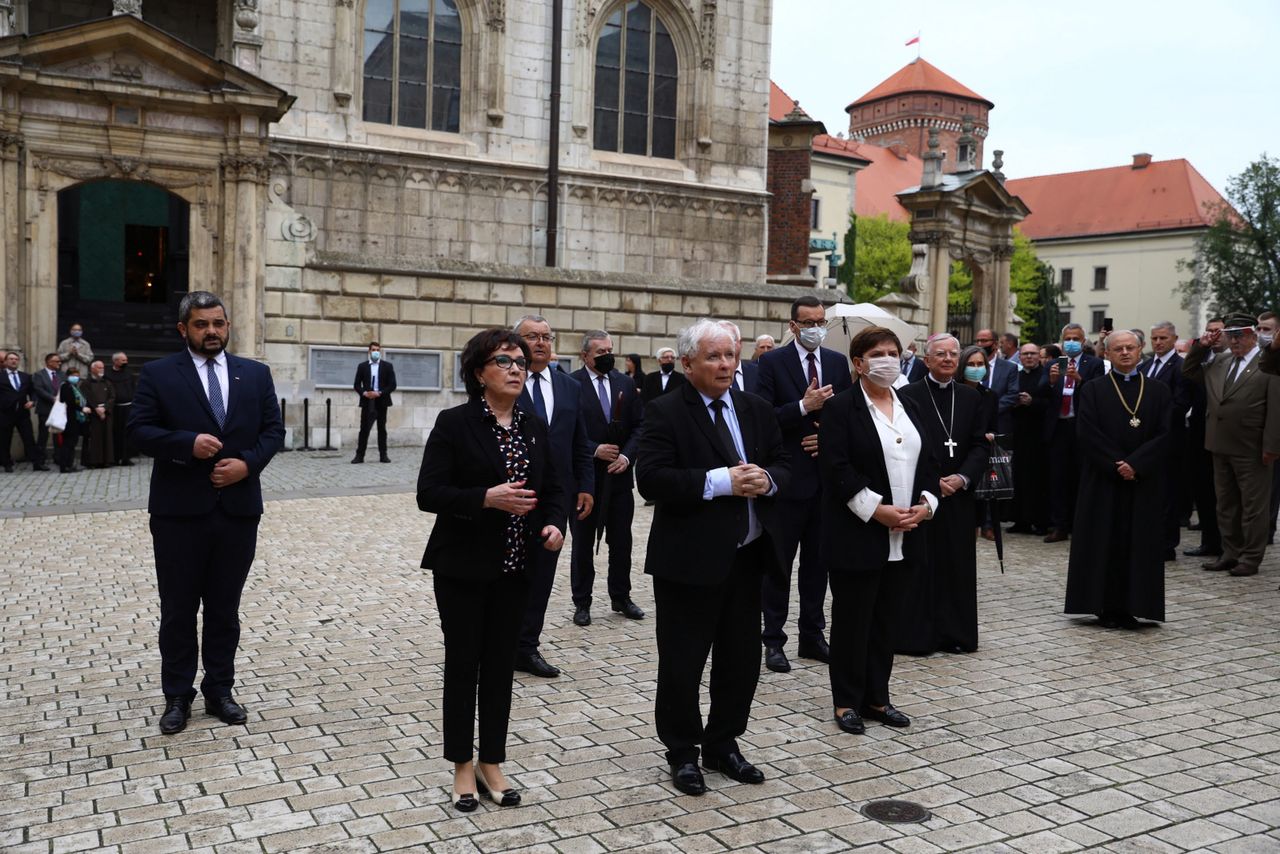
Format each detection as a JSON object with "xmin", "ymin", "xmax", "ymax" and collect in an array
[
  {"xmin": 221, "ymin": 155, "xmax": 269, "ymax": 358},
  {"xmin": 0, "ymin": 132, "xmax": 22, "ymax": 351},
  {"xmin": 990, "ymin": 243, "xmax": 1015, "ymax": 332},
  {"xmin": 332, "ymin": 0, "xmax": 354, "ymax": 107}
]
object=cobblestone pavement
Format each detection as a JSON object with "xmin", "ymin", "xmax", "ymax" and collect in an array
[{"xmin": 2, "ymin": 460, "xmax": 1279, "ymax": 852}]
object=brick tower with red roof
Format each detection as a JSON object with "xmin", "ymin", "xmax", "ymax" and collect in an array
[{"xmin": 846, "ymin": 57, "xmax": 993, "ymax": 173}]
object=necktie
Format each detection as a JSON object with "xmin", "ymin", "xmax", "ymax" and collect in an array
[
  {"xmin": 1060, "ymin": 360, "xmax": 1076, "ymax": 417},
  {"xmin": 372, "ymin": 366, "xmax": 378, "ymax": 392},
  {"xmin": 710, "ymin": 399, "xmax": 749, "ymax": 543},
  {"xmin": 8, "ymin": 371, "xmax": 17, "ymax": 391},
  {"xmin": 206, "ymin": 360, "xmax": 226, "ymax": 428},
  {"xmin": 1224, "ymin": 358, "xmax": 1241, "ymax": 389},
  {"xmin": 531, "ymin": 372, "xmax": 549, "ymax": 422},
  {"xmin": 51, "ymin": 371, "xmax": 60, "ymax": 392},
  {"xmin": 597, "ymin": 375, "xmax": 612, "ymax": 421},
  {"xmin": 806, "ymin": 353, "xmax": 818, "ymax": 385},
  {"xmin": 735, "ymin": 370, "xmax": 743, "ymax": 391},
  {"xmin": 1148, "ymin": 358, "xmax": 1161, "ymax": 378}
]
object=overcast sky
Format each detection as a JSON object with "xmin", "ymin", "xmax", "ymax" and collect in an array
[{"xmin": 769, "ymin": 0, "xmax": 1280, "ymax": 194}]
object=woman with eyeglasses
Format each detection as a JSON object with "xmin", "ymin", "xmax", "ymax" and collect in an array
[{"xmin": 417, "ymin": 328, "xmax": 568, "ymax": 812}]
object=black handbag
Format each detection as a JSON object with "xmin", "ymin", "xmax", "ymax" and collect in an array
[{"xmin": 974, "ymin": 439, "xmax": 1015, "ymax": 500}]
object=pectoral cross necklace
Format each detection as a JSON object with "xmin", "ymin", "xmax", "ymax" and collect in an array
[
  {"xmin": 927, "ymin": 380, "xmax": 958, "ymax": 457},
  {"xmin": 1109, "ymin": 372, "xmax": 1146, "ymax": 428}
]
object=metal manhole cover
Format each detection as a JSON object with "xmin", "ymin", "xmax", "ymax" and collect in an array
[{"xmin": 861, "ymin": 799, "xmax": 931, "ymax": 824}]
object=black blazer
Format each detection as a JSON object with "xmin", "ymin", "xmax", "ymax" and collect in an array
[
  {"xmin": 636, "ymin": 382, "xmax": 791, "ymax": 586},
  {"xmin": 641, "ymin": 369, "xmax": 686, "ymax": 403},
  {"xmin": 756, "ymin": 343, "xmax": 854, "ymax": 500},
  {"xmin": 818, "ymin": 382, "xmax": 941, "ymax": 572},
  {"xmin": 0, "ymin": 370, "xmax": 34, "ymax": 417},
  {"xmin": 517, "ymin": 368, "xmax": 595, "ymax": 519},
  {"xmin": 1038, "ymin": 353, "xmax": 1106, "ymax": 438},
  {"xmin": 417, "ymin": 398, "xmax": 568, "ymax": 580},
  {"xmin": 572, "ymin": 367, "xmax": 643, "ymax": 484},
  {"xmin": 738, "ymin": 359, "xmax": 760, "ymax": 394},
  {"xmin": 903, "ymin": 355, "xmax": 929, "ymax": 383},
  {"xmin": 354, "ymin": 360, "xmax": 397, "ymax": 409},
  {"xmin": 1140, "ymin": 353, "xmax": 1190, "ymax": 436},
  {"xmin": 129, "ymin": 351, "xmax": 285, "ymax": 517}
]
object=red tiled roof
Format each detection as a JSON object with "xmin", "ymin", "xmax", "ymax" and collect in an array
[
  {"xmin": 1005, "ymin": 159, "xmax": 1229, "ymax": 241},
  {"xmin": 847, "ymin": 58, "xmax": 992, "ymax": 111},
  {"xmin": 769, "ymin": 80, "xmax": 798, "ymax": 122}
]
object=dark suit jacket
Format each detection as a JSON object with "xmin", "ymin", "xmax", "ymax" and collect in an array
[
  {"xmin": 31, "ymin": 369, "xmax": 60, "ymax": 418},
  {"xmin": 1140, "ymin": 352, "xmax": 1190, "ymax": 437},
  {"xmin": 899, "ymin": 378, "xmax": 990, "ymax": 485},
  {"xmin": 129, "ymin": 351, "xmax": 285, "ymax": 517},
  {"xmin": 1039, "ymin": 353, "xmax": 1106, "ymax": 438},
  {"xmin": 354, "ymin": 360, "xmax": 397, "ymax": 409},
  {"xmin": 756, "ymin": 343, "xmax": 854, "ymax": 500},
  {"xmin": 983, "ymin": 357, "xmax": 1020, "ymax": 436},
  {"xmin": 0, "ymin": 370, "xmax": 35, "ymax": 419},
  {"xmin": 636, "ymin": 382, "xmax": 790, "ymax": 586},
  {"xmin": 902, "ymin": 355, "xmax": 928, "ymax": 383},
  {"xmin": 738, "ymin": 359, "xmax": 760, "ymax": 394},
  {"xmin": 641, "ymin": 368, "xmax": 686, "ymax": 403},
  {"xmin": 818, "ymin": 382, "xmax": 941, "ymax": 571},
  {"xmin": 416, "ymin": 399, "xmax": 567, "ymax": 580},
  {"xmin": 572, "ymin": 367, "xmax": 643, "ymax": 486},
  {"xmin": 517, "ymin": 368, "xmax": 595, "ymax": 522}
]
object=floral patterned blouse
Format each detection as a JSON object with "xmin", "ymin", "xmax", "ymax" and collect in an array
[{"xmin": 483, "ymin": 399, "xmax": 532, "ymax": 573}]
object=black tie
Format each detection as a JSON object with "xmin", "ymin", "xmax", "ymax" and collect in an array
[
  {"xmin": 1225, "ymin": 357, "xmax": 1242, "ymax": 389},
  {"xmin": 709, "ymin": 399, "xmax": 749, "ymax": 543}
]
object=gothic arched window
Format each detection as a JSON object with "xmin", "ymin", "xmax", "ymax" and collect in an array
[
  {"xmin": 593, "ymin": 1, "xmax": 678, "ymax": 158},
  {"xmin": 362, "ymin": 0, "xmax": 462, "ymax": 132}
]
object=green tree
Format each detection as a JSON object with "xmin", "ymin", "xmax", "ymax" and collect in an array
[
  {"xmin": 841, "ymin": 213, "xmax": 911, "ymax": 302},
  {"xmin": 1009, "ymin": 229, "xmax": 1057, "ymax": 343},
  {"xmin": 1178, "ymin": 153, "xmax": 1280, "ymax": 314}
]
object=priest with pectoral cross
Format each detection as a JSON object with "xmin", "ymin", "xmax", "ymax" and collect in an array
[
  {"xmin": 1065, "ymin": 330, "xmax": 1171, "ymax": 628},
  {"xmin": 895, "ymin": 334, "xmax": 990, "ymax": 655}
]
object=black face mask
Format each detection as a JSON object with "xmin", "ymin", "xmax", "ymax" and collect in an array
[
  {"xmin": 661, "ymin": 362, "xmax": 674, "ymax": 374},
  {"xmin": 593, "ymin": 353, "xmax": 615, "ymax": 374}
]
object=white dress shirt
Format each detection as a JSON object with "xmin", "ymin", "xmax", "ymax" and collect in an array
[
  {"xmin": 525, "ymin": 368, "xmax": 556, "ymax": 425},
  {"xmin": 7, "ymin": 369, "xmax": 19, "ymax": 391},
  {"xmin": 1146, "ymin": 351, "xmax": 1173, "ymax": 378},
  {"xmin": 734, "ymin": 367, "xmax": 744, "ymax": 391},
  {"xmin": 698, "ymin": 389, "xmax": 777, "ymax": 546},
  {"xmin": 189, "ymin": 349, "xmax": 229, "ymax": 414},
  {"xmin": 848, "ymin": 389, "xmax": 938, "ymax": 561},
  {"xmin": 369, "ymin": 361, "xmax": 381, "ymax": 392},
  {"xmin": 587, "ymin": 366, "xmax": 628, "ymax": 465}
]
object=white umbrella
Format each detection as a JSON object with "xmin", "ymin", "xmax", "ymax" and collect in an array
[{"xmin": 823, "ymin": 302, "xmax": 920, "ymax": 360}]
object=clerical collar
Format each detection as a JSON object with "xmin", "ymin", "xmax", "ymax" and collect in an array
[
  {"xmin": 926, "ymin": 375, "xmax": 953, "ymax": 389},
  {"xmin": 1118, "ymin": 367, "xmax": 1141, "ymax": 381}
]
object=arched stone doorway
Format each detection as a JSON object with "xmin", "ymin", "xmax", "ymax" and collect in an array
[{"xmin": 56, "ymin": 180, "xmax": 190, "ymax": 358}]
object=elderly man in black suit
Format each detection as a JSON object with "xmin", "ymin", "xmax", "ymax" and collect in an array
[
  {"xmin": 1041, "ymin": 323, "xmax": 1107, "ymax": 542},
  {"xmin": 129, "ymin": 291, "xmax": 284, "ymax": 735},
  {"xmin": 352, "ymin": 341, "xmax": 397, "ymax": 463},
  {"xmin": 637, "ymin": 318, "xmax": 790, "ymax": 796},
  {"xmin": 1, "ymin": 351, "xmax": 48, "ymax": 472},
  {"xmin": 641, "ymin": 347, "xmax": 686, "ymax": 403},
  {"xmin": 1142, "ymin": 321, "xmax": 1191, "ymax": 560}
]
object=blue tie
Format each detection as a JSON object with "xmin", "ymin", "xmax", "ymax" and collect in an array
[
  {"xmin": 531, "ymin": 372, "xmax": 548, "ymax": 422},
  {"xmin": 597, "ymin": 375, "xmax": 612, "ymax": 421},
  {"xmin": 206, "ymin": 360, "xmax": 226, "ymax": 429}
]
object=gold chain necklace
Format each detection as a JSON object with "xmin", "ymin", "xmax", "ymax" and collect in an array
[{"xmin": 1108, "ymin": 371, "xmax": 1146, "ymax": 428}]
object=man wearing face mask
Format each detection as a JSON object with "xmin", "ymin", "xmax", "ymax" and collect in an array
[
  {"xmin": 57, "ymin": 322, "xmax": 94, "ymax": 376},
  {"xmin": 974, "ymin": 329, "xmax": 1020, "ymax": 437},
  {"xmin": 642, "ymin": 347, "xmax": 686, "ymax": 404},
  {"xmin": 352, "ymin": 342, "xmax": 397, "ymax": 464},
  {"xmin": 897, "ymin": 334, "xmax": 989, "ymax": 654},
  {"xmin": 755, "ymin": 295, "xmax": 853, "ymax": 673},
  {"xmin": 1183, "ymin": 313, "xmax": 1280, "ymax": 578},
  {"xmin": 1008, "ymin": 343, "xmax": 1049, "ymax": 535},
  {"xmin": 1040, "ymin": 323, "xmax": 1106, "ymax": 543}
]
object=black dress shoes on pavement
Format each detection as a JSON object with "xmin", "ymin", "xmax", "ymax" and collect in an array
[
  {"xmin": 572, "ymin": 606, "xmax": 591, "ymax": 626},
  {"xmin": 159, "ymin": 695, "xmax": 192, "ymax": 735},
  {"xmin": 205, "ymin": 695, "xmax": 248, "ymax": 725},
  {"xmin": 764, "ymin": 646, "xmax": 791, "ymax": 673},
  {"xmin": 32, "ymin": 464, "xmax": 49, "ymax": 472},
  {"xmin": 1203, "ymin": 558, "xmax": 1238, "ymax": 572},
  {"xmin": 1229, "ymin": 563, "xmax": 1259, "ymax": 577},
  {"xmin": 861, "ymin": 704, "xmax": 911, "ymax": 728},
  {"xmin": 834, "ymin": 709, "xmax": 865, "ymax": 734},
  {"xmin": 1043, "ymin": 530, "xmax": 1069, "ymax": 543},
  {"xmin": 350, "ymin": 456, "xmax": 364, "ymax": 464},
  {"xmin": 611, "ymin": 598, "xmax": 645, "ymax": 619},
  {"xmin": 797, "ymin": 637, "xmax": 831, "ymax": 663},
  {"xmin": 515, "ymin": 650, "xmax": 560, "ymax": 678},
  {"xmin": 670, "ymin": 761, "xmax": 706, "ymax": 796},
  {"xmin": 702, "ymin": 751, "xmax": 765, "ymax": 784},
  {"xmin": 1183, "ymin": 545, "xmax": 1221, "ymax": 557},
  {"xmin": 380, "ymin": 456, "xmax": 391, "ymax": 463}
]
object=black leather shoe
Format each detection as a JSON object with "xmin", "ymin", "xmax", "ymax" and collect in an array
[
  {"xmin": 515, "ymin": 650, "xmax": 560, "ymax": 678},
  {"xmin": 31, "ymin": 464, "xmax": 49, "ymax": 472},
  {"xmin": 3, "ymin": 465, "xmax": 12, "ymax": 473},
  {"xmin": 1229, "ymin": 563, "xmax": 1259, "ymax": 577},
  {"xmin": 764, "ymin": 646, "xmax": 791, "ymax": 673},
  {"xmin": 159, "ymin": 695, "xmax": 192, "ymax": 735},
  {"xmin": 1203, "ymin": 558, "xmax": 1238, "ymax": 572},
  {"xmin": 834, "ymin": 710, "xmax": 865, "ymax": 734},
  {"xmin": 380, "ymin": 456, "xmax": 391, "ymax": 463},
  {"xmin": 350, "ymin": 456, "xmax": 364, "ymax": 464},
  {"xmin": 670, "ymin": 761, "xmax": 706, "ymax": 796},
  {"xmin": 611, "ymin": 598, "xmax": 645, "ymax": 619},
  {"xmin": 1163, "ymin": 549, "xmax": 1177, "ymax": 562},
  {"xmin": 797, "ymin": 637, "xmax": 831, "ymax": 663},
  {"xmin": 1043, "ymin": 530, "xmax": 1069, "ymax": 543},
  {"xmin": 861, "ymin": 704, "xmax": 910, "ymax": 728},
  {"xmin": 572, "ymin": 606, "xmax": 591, "ymax": 627},
  {"xmin": 703, "ymin": 751, "xmax": 764, "ymax": 784},
  {"xmin": 1184, "ymin": 545, "xmax": 1221, "ymax": 557},
  {"xmin": 204, "ymin": 695, "xmax": 248, "ymax": 725}
]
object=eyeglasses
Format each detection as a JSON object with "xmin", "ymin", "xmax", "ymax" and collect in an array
[
  {"xmin": 521, "ymin": 333, "xmax": 556, "ymax": 343},
  {"xmin": 486, "ymin": 354, "xmax": 528, "ymax": 370},
  {"xmin": 793, "ymin": 319, "xmax": 824, "ymax": 329}
]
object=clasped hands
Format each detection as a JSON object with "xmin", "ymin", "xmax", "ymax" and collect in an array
[
  {"xmin": 728, "ymin": 462, "xmax": 772, "ymax": 498},
  {"xmin": 1115, "ymin": 460, "xmax": 1136, "ymax": 481},
  {"xmin": 484, "ymin": 480, "xmax": 563, "ymax": 549},
  {"xmin": 193, "ymin": 433, "xmax": 249, "ymax": 488},
  {"xmin": 938, "ymin": 474, "xmax": 966, "ymax": 496},
  {"xmin": 873, "ymin": 502, "xmax": 930, "ymax": 533},
  {"xmin": 595, "ymin": 442, "xmax": 629, "ymax": 474}
]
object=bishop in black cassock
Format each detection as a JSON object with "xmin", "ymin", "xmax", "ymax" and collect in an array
[
  {"xmin": 1065, "ymin": 332, "xmax": 1171, "ymax": 628},
  {"xmin": 896, "ymin": 338, "xmax": 989, "ymax": 654}
]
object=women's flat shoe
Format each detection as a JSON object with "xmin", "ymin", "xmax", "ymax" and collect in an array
[
  {"xmin": 475, "ymin": 770, "xmax": 521, "ymax": 806},
  {"xmin": 834, "ymin": 710, "xmax": 865, "ymax": 734},
  {"xmin": 861, "ymin": 704, "xmax": 910, "ymax": 727}
]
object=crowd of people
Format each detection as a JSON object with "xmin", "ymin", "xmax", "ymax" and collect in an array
[{"xmin": 0, "ymin": 323, "xmax": 137, "ymax": 473}]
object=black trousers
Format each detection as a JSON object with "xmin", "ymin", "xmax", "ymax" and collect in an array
[
  {"xmin": 570, "ymin": 476, "xmax": 633, "ymax": 607},
  {"xmin": 1011, "ymin": 428, "xmax": 1049, "ymax": 530},
  {"xmin": 151, "ymin": 507, "xmax": 260, "ymax": 698},
  {"xmin": 1048, "ymin": 418, "xmax": 1080, "ymax": 533},
  {"xmin": 112, "ymin": 403, "xmax": 134, "ymax": 463},
  {"xmin": 55, "ymin": 422, "xmax": 81, "ymax": 470},
  {"xmin": 355, "ymin": 402, "xmax": 388, "ymax": 459},
  {"xmin": 433, "ymin": 572, "xmax": 529, "ymax": 763},
  {"xmin": 519, "ymin": 514, "xmax": 567, "ymax": 654},
  {"xmin": 1189, "ymin": 428, "xmax": 1221, "ymax": 550},
  {"xmin": 761, "ymin": 493, "xmax": 828, "ymax": 649},
  {"xmin": 0, "ymin": 410, "xmax": 42, "ymax": 466},
  {"xmin": 653, "ymin": 539, "xmax": 765, "ymax": 766},
  {"xmin": 829, "ymin": 561, "xmax": 905, "ymax": 712},
  {"xmin": 36, "ymin": 407, "xmax": 53, "ymax": 459}
]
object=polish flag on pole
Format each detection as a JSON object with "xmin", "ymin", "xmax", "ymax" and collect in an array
[{"xmin": 905, "ymin": 32, "xmax": 920, "ymax": 46}]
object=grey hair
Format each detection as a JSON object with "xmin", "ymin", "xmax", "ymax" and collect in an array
[
  {"xmin": 1151, "ymin": 320, "xmax": 1177, "ymax": 336},
  {"xmin": 676, "ymin": 318, "xmax": 734, "ymax": 359},
  {"xmin": 512, "ymin": 314, "xmax": 549, "ymax": 332},
  {"xmin": 925, "ymin": 333, "xmax": 959, "ymax": 355},
  {"xmin": 655, "ymin": 346, "xmax": 676, "ymax": 358},
  {"xmin": 1104, "ymin": 330, "xmax": 1141, "ymax": 350},
  {"xmin": 1128, "ymin": 328, "xmax": 1146, "ymax": 346},
  {"xmin": 755, "ymin": 334, "xmax": 775, "ymax": 345},
  {"xmin": 716, "ymin": 320, "xmax": 742, "ymax": 343},
  {"xmin": 178, "ymin": 291, "xmax": 226, "ymax": 324},
  {"xmin": 1061, "ymin": 322, "xmax": 1085, "ymax": 338},
  {"xmin": 580, "ymin": 329, "xmax": 610, "ymax": 352},
  {"xmin": 111, "ymin": 351, "xmax": 127, "ymax": 360}
]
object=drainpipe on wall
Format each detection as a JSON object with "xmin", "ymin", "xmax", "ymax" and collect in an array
[{"xmin": 545, "ymin": 0, "xmax": 563, "ymax": 267}]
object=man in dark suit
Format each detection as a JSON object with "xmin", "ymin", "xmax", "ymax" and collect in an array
[
  {"xmin": 1, "ymin": 351, "xmax": 47, "ymax": 472},
  {"xmin": 1184, "ymin": 317, "xmax": 1225, "ymax": 557},
  {"xmin": 901, "ymin": 343, "xmax": 928, "ymax": 383},
  {"xmin": 975, "ymin": 328, "xmax": 1020, "ymax": 436},
  {"xmin": 637, "ymin": 318, "xmax": 790, "ymax": 796},
  {"xmin": 570, "ymin": 330, "xmax": 644, "ymax": 625},
  {"xmin": 1008, "ymin": 343, "xmax": 1049, "ymax": 534},
  {"xmin": 129, "ymin": 291, "xmax": 285, "ymax": 735},
  {"xmin": 1142, "ymin": 321, "xmax": 1191, "ymax": 560},
  {"xmin": 352, "ymin": 341, "xmax": 397, "ymax": 463},
  {"xmin": 719, "ymin": 321, "xmax": 760, "ymax": 395},
  {"xmin": 513, "ymin": 315, "xmax": 595, "ymax": 678},
  {"xmin": 30, "ymin": 352, "xmax": 62, "ymax": 463},
  {"xmin": 756, "ymin": 295, "xmax": 853, "ymax": 673},
  {"xmin": 1040, "ymin": 323, "xmax": 1106, "ymax": 542},
  {"xmin": 641, "ymin": 347, "xmax": 686, "ymax": 403}
]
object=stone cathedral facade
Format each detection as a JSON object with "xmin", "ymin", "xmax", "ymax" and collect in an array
[{"xmin": 0, "ymin": 0, "xmax": 803, "ymax": 447}]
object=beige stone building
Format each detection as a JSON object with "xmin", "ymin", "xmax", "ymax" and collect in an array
[{"xmin": 0, "ymin": 0, "xmax": 808, "ymax": 449}]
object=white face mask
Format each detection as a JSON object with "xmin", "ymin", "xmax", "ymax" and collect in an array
[
  {"xmin": 863, "ymin": 355, "xmax": 901, "ymax": 388},
  {"xmin": 1259, "ymin": 332, "xmax": 1275, "ymax": 349},
  {"xmin": 797, "ymin": 326, "xmax": 827, "ymax": 351}
]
